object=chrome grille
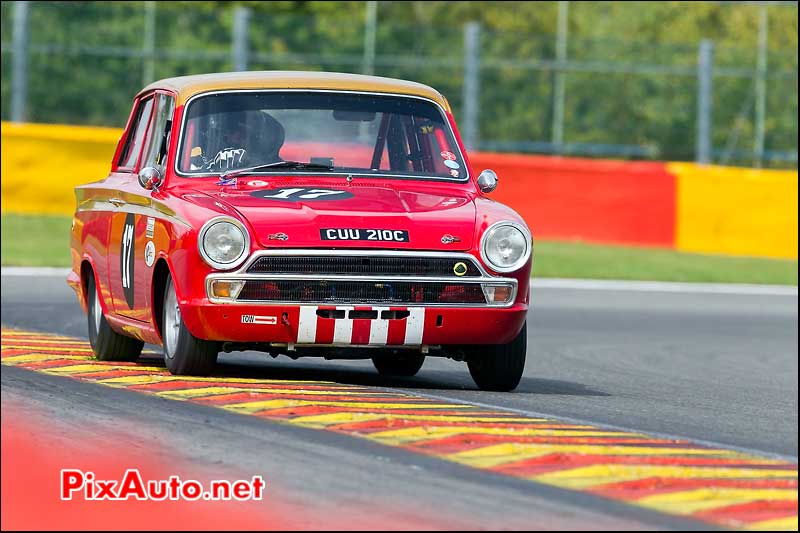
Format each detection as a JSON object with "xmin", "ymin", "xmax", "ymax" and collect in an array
[
  {"xmin": 206, "ymin": 250, "xmax": 518, "ymax": 308},
  {"xmin": 237, "ymin": 280, "xmax": 486, "ymax": 305},
  {"xmin": 246, "ymin": 255, "xmax": 482, "ymax": 277}
]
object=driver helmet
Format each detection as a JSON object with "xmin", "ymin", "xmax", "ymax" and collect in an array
[{"xmin": 222, "ymin": 110, "xmax": 285, "ymax": 165}]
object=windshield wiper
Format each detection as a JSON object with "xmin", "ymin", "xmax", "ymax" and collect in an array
[{"xmin": 220, "ymin": 160, "xmax": 334, "ymax": 180}]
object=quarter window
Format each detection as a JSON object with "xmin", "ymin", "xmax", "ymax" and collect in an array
[
  {"xmin": 141, "ymin": 94, "xmax": 176, "ymax": 173},
  {"xmin": 118, "ymin": 96, "xmax": 155, "ymax": 170}
]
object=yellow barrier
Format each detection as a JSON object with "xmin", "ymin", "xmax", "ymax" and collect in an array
[
  {"xmin": 1, "ymin": 122, "xmax": 121, "ymax": 215},
  {"xmin": 671, "ymin": 162, "xmax": 798, "ymax": 260}
]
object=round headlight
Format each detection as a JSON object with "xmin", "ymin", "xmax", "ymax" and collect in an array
[
  {"xmin": 480, "ymin": 221, "xmax": 531, "ymax": 273},
  {"xmin": 198, "ymin": 217, "xmax": 250, "ymax": 270}
]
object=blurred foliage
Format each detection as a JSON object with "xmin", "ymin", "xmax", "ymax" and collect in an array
[{"xmin": 0, "ymin": 1, "xmax": 797, "ymax": 167}]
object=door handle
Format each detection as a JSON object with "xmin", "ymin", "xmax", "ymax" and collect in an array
[{"xmin": 108, "ymin": 198, "xmax": 126, "ymax": 207}]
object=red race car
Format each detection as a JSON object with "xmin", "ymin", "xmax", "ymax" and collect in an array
[{"xmin": 67, "ymin": 72, "xmax": 532, "ymax": 391}]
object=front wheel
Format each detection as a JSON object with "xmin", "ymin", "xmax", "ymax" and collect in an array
[
  {"xmin": 87, "ymin": 273, "xmax": 143, "ymax": 362},
  {"xmin": 465, "ymin": 321, "xmax": 527, "ymax": 392},
  {"xmin": 372, "ymin": 353, "xmax": 425, "ymax": 377},
  {"xmin": 162, "ymin": 275, "xmax": 219, "ymax": 375}
]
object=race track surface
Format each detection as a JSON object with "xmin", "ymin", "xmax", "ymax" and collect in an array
[{"xmin": 1, "ymin": 272, "xmax": 797, "ymax": 530}]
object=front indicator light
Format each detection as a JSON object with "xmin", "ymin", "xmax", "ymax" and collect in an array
[
  {"xmin": 482, "ymin": 283, "xmax": 514, "ymax": 305},
  {"xmin": 210, "ymin": 280, "xmax": 245, "ymax": 300}
]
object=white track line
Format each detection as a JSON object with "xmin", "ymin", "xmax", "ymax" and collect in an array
[
  {"xmin": 1, "ymin": 267, "xmax": 796, "ymax": 296},
  {"xmin": 2, "ymin": 267, "xmax": 71, "ymax": 277},
  {"xmin": 532, "ymin": 278, "xmax": 797, "ymax": 296}
]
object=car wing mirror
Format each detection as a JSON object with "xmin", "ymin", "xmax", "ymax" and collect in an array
[
  {"xmin": 138, "ymin": 167, "xmax": 163, "ymax": 191},
  {"xmin": 477, "ymin": 169, "xmax": 498, "ymax": 193}
]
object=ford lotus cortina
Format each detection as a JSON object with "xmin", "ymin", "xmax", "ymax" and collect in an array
[{"xmin": 68, "ymin": 71, "xmax": 532, "ymax": 392}]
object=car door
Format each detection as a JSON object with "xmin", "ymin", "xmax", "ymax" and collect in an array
[
  {"xmin": 108, "ymin": 92, "xmax": 175, "ymax": 321},
  {"xmin": 132, "ymin": 92, "xmax": 175, "ymax": 324}
]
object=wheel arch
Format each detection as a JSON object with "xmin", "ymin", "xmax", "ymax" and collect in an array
[
  {"xmin": 151, "ymin": 258, "xmax": 172, "ymax": 340},
  {"xmin": 79, "ymin": 258, "xmax": 108, "ymax": 315},
  {"xmin": 79, "ymin": 259, "xmax": 94, "ymax": 303}
]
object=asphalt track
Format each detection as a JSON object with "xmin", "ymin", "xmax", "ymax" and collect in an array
[{"xmin": 1, "ymin": 272, "xmax": 798, "ymax": 529}]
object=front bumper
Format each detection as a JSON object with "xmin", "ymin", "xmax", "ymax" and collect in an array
[{"xmin": 181, "ymin": 302, "xmax": 528, "ymax": 346}]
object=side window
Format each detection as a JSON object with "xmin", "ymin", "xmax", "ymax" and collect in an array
[
  {"xmin": 385, "ymin": 115, "xmax": 410, "ymax": 172},
  {"xmin": 118, "ymin": 97, "xmax": 155, "ymax": 170},
  {"xmin": 141, "ymin": 94, "xmax": 176, "ymax": 173}
]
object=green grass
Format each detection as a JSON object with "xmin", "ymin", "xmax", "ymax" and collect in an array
[
  {"xmin": 2, "ymin": 214, "xmax": 73, "ymax": 267},
  {"xmin": 2, "ymin": 214, "xmax": 797, "ymax": 285},
  {"xmin": 532, "ymin": 240, "xmax": 797, "ymax": 285}
]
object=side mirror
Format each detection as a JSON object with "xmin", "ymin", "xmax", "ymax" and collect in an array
[
  {"xmin": 477, "ymin": 169, "xmax": 498, "ymax": 194},
  {"xmin": 138, "ymin": 167, "xmax": 163, "ymax": 191}
]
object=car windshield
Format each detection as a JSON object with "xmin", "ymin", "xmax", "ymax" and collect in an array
[{"xmin": 177, "ymin": 91, "xmax": 467, "ymax": 181}]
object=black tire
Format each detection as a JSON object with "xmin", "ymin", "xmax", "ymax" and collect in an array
[
  {"xmin": 161, "ymin": 275, "xmax": 218, "ymax": 375},
  {"xmin": 87, "ymin": 273, "xmax": 143, "ymax": 362},
  {"xmin": 372, "ymin": 353, "xmax": 425, "ymax": 377},
  {"xmin": 466, "ymin": 321, "xmax": 527, "ymax": 392}
]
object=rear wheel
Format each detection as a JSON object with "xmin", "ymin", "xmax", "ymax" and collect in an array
[
  {"xmin": 466, "ymin": 321, "xmax": 527, "ymax": 392},
  {"xmin": 372, "ymin": 353, "xmax": 425, "ymax": 377},
  {"xmin": 162, "ymin": 275, "xmax": 219, "ymax": 375},
  {"xmin": 87, "ymin": 273, "xmax": 143, "ymax": 362}
]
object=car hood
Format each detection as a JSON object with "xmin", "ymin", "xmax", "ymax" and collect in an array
[{"xmin": 187, "ymin": 180, "xmax": 476, "ymax": 251}]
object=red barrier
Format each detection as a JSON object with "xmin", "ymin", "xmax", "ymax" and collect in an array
[{"xmin": 470, "ymin": 153, "xmax": 676, "ymax": 247}]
